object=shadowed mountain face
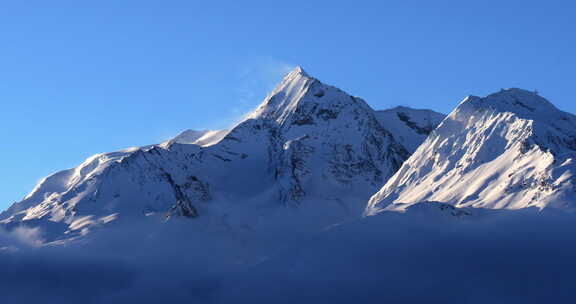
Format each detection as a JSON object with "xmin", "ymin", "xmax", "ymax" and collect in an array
[
  {"xmin": 367, "ymin": 88, "xmax": 576, "ymax": 215},
  {"xmin": 1, "ymin": 67, "xmax": 443, "ymax": 243},
  {"xmin": 374, "ymin": 106, "xmax": 445, "ymax": 153}
]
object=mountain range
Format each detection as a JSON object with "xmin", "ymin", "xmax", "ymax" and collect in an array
[{"xmin": 2, "ymin": 67, "xmax": 574, "ymax": 244}]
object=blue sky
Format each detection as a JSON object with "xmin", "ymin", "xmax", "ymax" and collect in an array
[{"xmin": 1, "ymin": 1, "xmax": 574, "ymax": 209}]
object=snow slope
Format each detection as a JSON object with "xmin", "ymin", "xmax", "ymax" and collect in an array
[
  {"xmin": 1, "ymin": 67, "xmax": 440, "ymax": 243},
  {"xmin": 367, "ymin": 88, "xmax": 576, "ymax": 214},
  {"xmin": 161, "ymin": 129, "xmax": 228, "ymax": 147}
]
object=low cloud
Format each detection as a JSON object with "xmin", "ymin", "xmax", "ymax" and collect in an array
[
  {"xmin": 2, "ymin": 211, "xmax": 576, "ymax": 303},
  {"xmin": 0, "ymin": 225, "xmax": 45, "ymax": 251},
  {"xmin": 222, "ymin": 211, "xmax": 576, "ymax": 303}
]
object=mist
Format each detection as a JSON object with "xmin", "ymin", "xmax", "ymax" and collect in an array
[{"xmin": 1, "ymin": 210, "xmax": 576, "ymax": 303}]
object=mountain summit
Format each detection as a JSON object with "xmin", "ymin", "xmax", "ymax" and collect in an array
[
  {"xmin": 246, "ymin": 66, "xmax": 318, "ymax": 123},
  {"xmin": 460, "ymin": 88, "xmax": 559, "ymax": 116}
]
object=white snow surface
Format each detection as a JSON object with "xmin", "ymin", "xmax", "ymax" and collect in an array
[
  {"xmin": 161, "ymin": 129, "xmax": 229, "ymax": 147},
  {"xmin": 367, "ymin": 88, "xmax": 576, "ymax": 214},
  {"xmin": 1, "ymin": 66, "xmax": 441, "ymax": 243}
]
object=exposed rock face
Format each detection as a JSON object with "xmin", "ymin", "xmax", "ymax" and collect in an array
[{"xmin": 374, "ymin": 106, "xmax": 445, "ymax": 153}]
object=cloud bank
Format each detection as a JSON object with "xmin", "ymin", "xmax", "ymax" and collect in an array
[{"xmin": 2, "ymin": 211, "xmax": 576, "ymax": 303}]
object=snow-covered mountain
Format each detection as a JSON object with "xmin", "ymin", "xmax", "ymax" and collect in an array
[
  {"xmin": 367, "ymin": 88, "xmax": 576, "ymax": 215},
  {"xmin": 1, "ymin": 67, "xmax": 442, "ymax": 243},
  {"xmin": 5, "ymin": 71, "xmax": 576, "ymax": 303}
]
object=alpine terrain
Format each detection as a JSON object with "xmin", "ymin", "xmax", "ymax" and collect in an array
[
  {"xmin": 367, "ymin": 88, "xmax": 576, "ymax": 214},
  {"xmin": 0, "ymin": 67, "xmax": 444, "ymax": 243}
]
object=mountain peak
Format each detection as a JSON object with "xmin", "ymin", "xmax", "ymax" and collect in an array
[
  {"xmin": 457, "ymin": 88, "xmax": 558, "ymax": 117},
  {"xmin": 287, "ymin": 65, "xmax": 309, "ymax": 78},
  {"xmin": 274, "ymin": 66, "xmax": 311, "ymax": 88},
  {"xmin": 487, "ymin": 88, "xmax": 550, "ymax": 106},
  {"xmin": 245, "ymin": 66, "xmax": 328, "ymax": 124},
  {"xmin": 245, "ymin": 66, "xmax": 379, "ymax": 128}
]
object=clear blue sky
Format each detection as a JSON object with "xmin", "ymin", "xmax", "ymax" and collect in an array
[{"xmin": 1, "ymin": 1, "xmax": 574, "ymax": 209}]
